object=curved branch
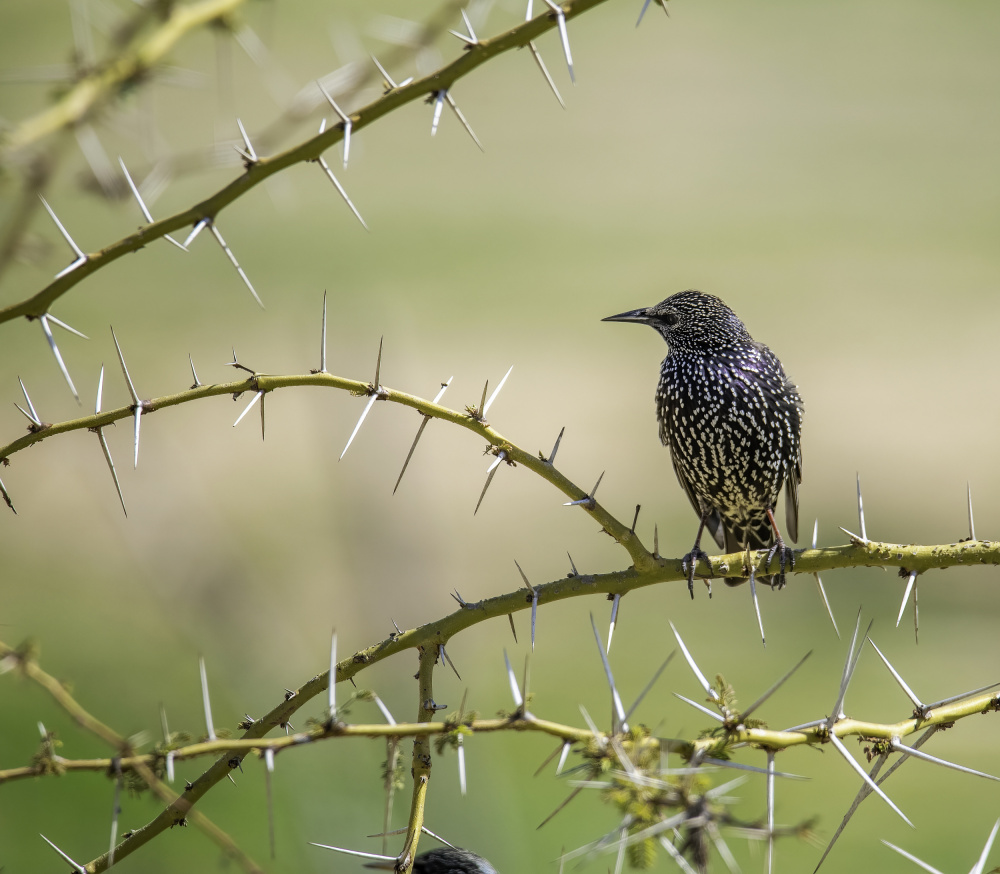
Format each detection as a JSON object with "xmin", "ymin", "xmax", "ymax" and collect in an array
[
  {"xmin": 0, "ymin": 0, "xmax": 613, "ymax": 326},
  {"xmin": 1, "ymin": 0, "xmax": 250, "ymax": 160},
  {"xmin": 0, "ymin": 371, "xmax": 654, "ymax": 567}
]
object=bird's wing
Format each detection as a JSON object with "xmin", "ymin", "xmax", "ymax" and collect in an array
[
  {"xmin": 783, "ymin": 374, "xmax": 803, "ymax": 544},
  {"xmin": 666, "ymin": 438, "xmax": 726, "ymax": 551},
  {"xmin": 784, "ymin": 453, "xmax": 800, "ymax": 544}
]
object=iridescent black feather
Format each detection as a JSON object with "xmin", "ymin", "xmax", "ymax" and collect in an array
[{"xmin": 605, "ymin": 290, "xmax": 803, "ymax": 586}]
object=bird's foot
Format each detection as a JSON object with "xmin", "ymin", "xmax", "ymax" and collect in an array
[
  {"xmin": 681, "ymin": 547, "xmax": 712, "ymax": 599},
  {"xmin": 763, "ymin": 538, "xmax": 795, "ymax": 589}
]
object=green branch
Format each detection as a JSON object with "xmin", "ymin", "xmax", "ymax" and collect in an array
[
  {"xmin": 5, "ymin": 632, "xmax": 998, "ymax": 873},
  {"xmin": 0, "ymin": 0, "xmax": 613, "ymax": 325},
  {"xmin": 4, "ymin": 371, "xmax": 996, "ymax": 579},
  {"xmin": 1, "ymin": 0, "xmax": 251, "ymax": 160}
]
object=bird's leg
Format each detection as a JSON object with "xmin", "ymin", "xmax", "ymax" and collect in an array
[
  {"xmin": 681, "ymin": 514, "xmax": 712, "ymax": 600},
  {"xmin": 763, "ymin": 507, "xmax": 795, "ymax": 589}
]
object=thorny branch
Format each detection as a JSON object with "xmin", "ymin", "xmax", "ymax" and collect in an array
[
  {"xmin": 0, "ymin": 0, "xmax": 615, "ymax": 326},
  {"xmin": 0, "ymin": 641, "xmax": 267, "ymax": 873},
  {"xmin": 3, "ymin": 372, "xmax": 997, "ymax": 579},
  {"xmin": 3, "ymin": 619, "xmax": 999, "ymax": 872},
  {"xmin": 1, "ymin": 0, "xmax": 251, "ymax": 160},
  {"xmin": 0, "ymin": 0, "xmax": 461, "ymax": 284}
]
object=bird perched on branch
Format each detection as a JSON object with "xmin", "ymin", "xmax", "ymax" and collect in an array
[
  {"xmin": 603, "ymin": 290, "xmax": 803, "ymax": 595},
  {"xmin": 366, "ymin": 847, "xmax": 500, "ymax": 873}
]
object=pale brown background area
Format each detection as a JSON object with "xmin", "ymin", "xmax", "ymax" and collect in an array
[{"xmin": 1, "ymin": 0, "xmax": 999, "ymax": 871}]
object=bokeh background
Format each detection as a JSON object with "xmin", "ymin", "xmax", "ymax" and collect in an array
[{"xmin": 1, "ymin": 0, "xmax": 999, "ymax": 871}]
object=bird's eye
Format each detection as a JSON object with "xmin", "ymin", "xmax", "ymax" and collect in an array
[{"xmin": 663, "ymin": 312, "xmax": 680, "ymax": 328}]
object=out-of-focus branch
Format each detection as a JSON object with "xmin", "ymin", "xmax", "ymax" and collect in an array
[
  {"xmin": 4, "ymin": 635, "xmax": 998, "ymax": 872},
  {"xmin": 0, "ymin": 640, "xmax": 267, "ymax": 874},
  {"xmin": 0, "ymin": 0, "xmax": 250, "ymax": 161},
  {"xmin": 0, "ymin": 0, "xmax": 614, "ymax": 325}
]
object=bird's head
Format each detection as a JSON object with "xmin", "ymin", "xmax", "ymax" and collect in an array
[{"xmin": 603, "ymin": 290, "xmax": 752, "ymax": 351}]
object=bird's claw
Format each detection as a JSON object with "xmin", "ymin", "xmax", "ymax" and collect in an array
[
  {"xmin": 681, "ymin": 547, "xmax": 712, "ymax": 599},
  {"xmin": 764, "ymin": 539, "xmax": 795, "ymax": 589}
]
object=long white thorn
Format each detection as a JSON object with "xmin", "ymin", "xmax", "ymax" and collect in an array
[
  {"xmin": 880, "ymin": 840, "xmax": 945, "ymax": 874},
  {"xmin": 589, "ymin": 613, "xmax": 627, "ymax": 733},
  {"xmin": 556, "ymin": 741, "xmax": 571, "ymax": 775},
  {"xmin": 233, "ymin": 390, "xmax": 264, "ymax": 427},
  {"xmin": 541, "ymin": 0, "xmax": 574, "ymax": 82},
  {"xmin": 319, "ymin": 290, "xmax": 328, "ymax": 372},
  {"xmin": 503, "ymin": 649, "xmax": 523, "ymax": 708},
  {"xmin": 17, "ymin": 377, "xmax": 42, "ymax": 426},
  {"xmin": 457, "ymin": 733, "xmax": 467, "ymax": 795},
  {"xmin": 0, "ymin": 475, "xmax": 16, "ymax": 515},
  {"xmin": 372, "ymin": 693, "xmax": 396, "ymax": 725},
  {"xmin": 208, "ymin": 223, "xmax": 264, "ymax": 308},
  {"xmin": 184, "ymin": 218, "xmax": 209, "ymax": 248},
  {"xmin": 474, "ymin": 450, "xmax": 505, "ymax": 514},
  {"xmin": 431, "ymin": 90, "xmax": 446, "ymax": 136},
  {"xmin": 669, "ymin": 620, "xmax": 717, "ymax": 700},
  {"xmin": 40, "ymin": 835, "xmax": 85, "ymax": 873},
  {"xmin": 673, "ymin": 693, "xmax": 724, "ymax": 722},
  {"xmin": 461, "ymin": 7, "xmax": 479, "ymax": 42},
  {"xmin": 973, "ymin": 819, "xmax": 1000, "ymax": 874},
  {"xmin": 530, "ymin": 590, "xmax": 538, "ymax": 651},
  {"xmin": 39, "ymin": 314, "xmax": 80, "ymax": 402},
  {"xmin": 110, "ymin": 326, "xmax": 143, "ymax": 467},
  {"xmin": 310, "ymin": 843, "xmax": 397, "ymax": 863},
  {"xmin": 896, "ymin": 571, "xmax": 917, "ymax": 627},
  {"xmin": 199, "ymin": 656, "xmax": 216, "ymax": 741},
  {"xmin": 606, "ymin": 593, "xmax": 620, "ymax": 653},
  {"xmin": 39, "ymin": 194, "xmax": 87, "ymax": 264},
  {"xmin": 829, "ymin": 733, "xmax": 912, "ymax": 826},
  {"xmin": 924, "ymin": 680, "xmax": 1000, "ymax": 713},
  {"xmin": 339, "ymin": 393, "xmax": 379, "ymax": 460},
  {"xmin": 444, "ymin": 92, "xmax": 484, "ymax": 151},
  {"xmin": 828, "ymin": 610, "xmax": 869, "ymax": 732},
  {"xmin": 97, "ymin": 427, "xmax": 127, "ymax": 517},
  {"xmin": 317, "ymin": 81, "xmax": 352, "ymax": 168},
  {"xmin": 118, "ymin": 156, "xmax": 186, "ymax": 249},
  {"xmin": 889, "ymin": 737, "xmax": 999, "ymax": 782},
  {"xmin": 967, "ymin": 482, "xmax": 976, "ymax": 542},
  {"xmin": 316, "ymin": 136, "xmax": 369, "ymax": 230},
  {"xmin": 328, "ymin": 628, "xmax": 337, "ymax": 717},
  {"xmin": 109, "ymin": 763, "xmax": 123, "ymax": 864},
  {"xmin": 371, "ymin": 54, "xmax": 399, "ymax": 90},
  {"xmin": 812, "ymin": 519, "xmax": 840, "ymax": 636},
  {"xmin": 856, "ymin": 473, "xmax": 868, "ymax": 542},
  {"xmin": 110, "ymin": 326, "xmax": 139, "ymax": 404},
  {"xmin": 483, "ymin": 365, "xmax": 513, "ymax": 415},
  {"xmin": 235, "ymin": 117, "xmax": 258, "ymax": 162},
  {"xmin": 749, "ymin": 565, "xmax": 766, "ymax": 647},
  {"xmin": 867, "ymin": 638, "xmax": 923, "ymax": 711},
  {"xmin": 528, "ymin": 41, "xmax": 566, "ymax": 108},
  {"xmin": 46, "ymin": 313, "xmax": 88, "ymax": 339}
]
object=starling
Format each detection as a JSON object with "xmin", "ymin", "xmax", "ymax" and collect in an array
[
  {"xmin": 365, "ymin": 847, "xmax": 500, "ymax": 874},
  {"xmin": 603, "ymin": 290, "xmax": 803, "ymax": 595}
]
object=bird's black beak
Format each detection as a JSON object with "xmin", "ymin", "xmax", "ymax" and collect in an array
[{"xmin": 602, "ymin": 307, "xmax": 651, "ymax": 324}]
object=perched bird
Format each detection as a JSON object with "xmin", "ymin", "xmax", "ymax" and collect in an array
[
  {"xmin": 603, "ymin": 290, "xmax": 803, "ymax": 594},
  {"xmin": 365, "ymin": 847, "xmax": 500, "ymax": 874}
]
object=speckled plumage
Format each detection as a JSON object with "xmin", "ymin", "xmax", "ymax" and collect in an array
[
  {"xmin": 604, "ymin": 290, "xmax": 803, "ymax": 584},
  {"xmin": 365, "ymin": 847, "xmax": 499, "ymax": 874},
  {"xmin": 410, "ymin": 848, "xmax": 500, "ymax": 874}
]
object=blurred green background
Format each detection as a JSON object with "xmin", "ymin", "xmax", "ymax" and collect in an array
[{"xmin": 1, "ymin": 0, "xmax": 999, "ymax": 871}]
